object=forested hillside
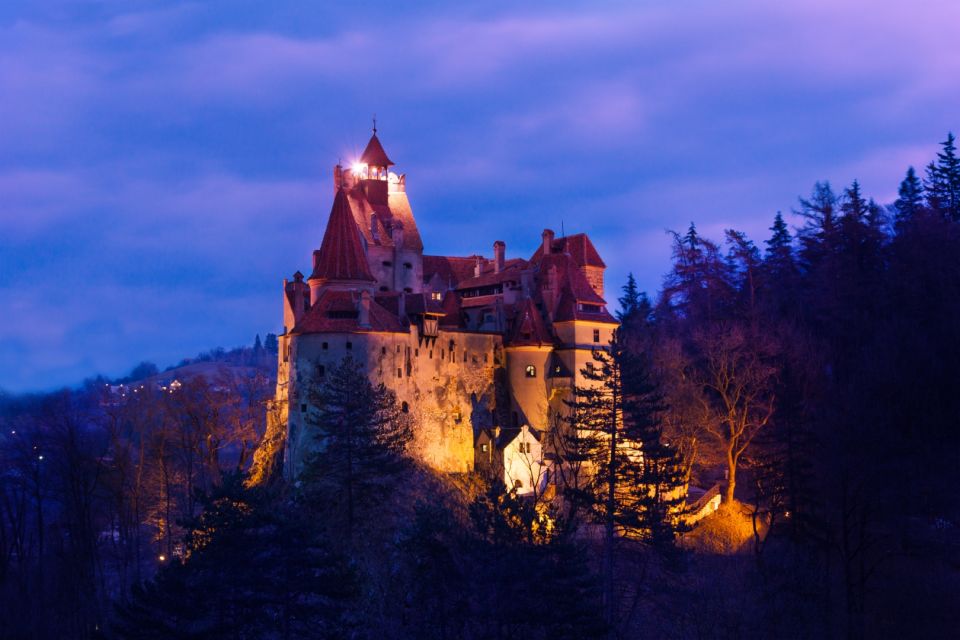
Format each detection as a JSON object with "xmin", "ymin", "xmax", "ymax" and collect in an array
[{"xmin": 2, "ymin": 135, "xmax": 959, "ymax": 639}]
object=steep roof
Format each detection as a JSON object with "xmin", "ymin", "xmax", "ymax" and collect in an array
[
  {"xmin": 508, "ymin": 298, "xmax": 553, "ymax": 347},
  {"xmin": 530, "ymin": 233, "xmax": 606, "ymax": 268},
  {"xmin": 292, "ymin": 289, "xmax": 407, "ymax": 334},
  {"xmin": 538, "ymin": 252, "xmax": 606, "ymax": 304},
  {"xmin": 423, "ymin": 255, "xmax": 478, "ymax": 288},
  {"xmin": 360, "ymin": 133, "xmax": 394, "ymax": 167},
  {"xmin": 553, "ymin": 289, "xmax": 618, "ymax": 324},
  {"xmin": 311, "ymin": 189, "xmax": 375, "ymax": 283}
]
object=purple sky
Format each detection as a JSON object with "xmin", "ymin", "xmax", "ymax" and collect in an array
[{"xmin": 1, "ymin": 1, "xmax": 958, "ymax": 392}]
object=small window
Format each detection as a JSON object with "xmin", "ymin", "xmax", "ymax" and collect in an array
[
  {"xmin": 431, "ymin": 292, "xmax": 442, "ymax": 301},
  {"xmin": 301, "ymin": 404, "xmax": 307, "ymax": 413},
  {"xmin": 514, "ymin": 479, "xmax": 523, "ymax": 489},
  {"xmin": 382, "ymin": 260, "xmax": 392, "ymax": 267},
  {"xmin": 317, "ymin": 365, "xmax": 325, "ymax": 377},
  {"xmin": 379, "ymin": 286, "xmax": 389, "ymax": 292},
  {"xmin": 481, "ymin": 443, "xmax": 489, "ymax": 452},
  {"xmin": 381, "ymin": 346, "xmax": 387, "ymax": 355},
  {"xmin": 397, "ymin": 345, "xmax": 401, "ymax": 353},
  {"xmin": 518, "ymin": 442, "xmax": 531, "ymax": 454},
  {"xmin": 484, "ymin": 354, "xmax": 488, "ymax": 363},
  {"xmin": 441, "ymin": 349, "xmax": 445, "ymax": 359},
  {"xmin": 404, "ymin": 287, "xmax": 413, "ymax": 293},
  {"xmin": 429, "ymin": 350, "xmax": 433, "ymax": 359},
  {"xmin": 346, "ymin": 341, "xmax": 352, "ymax": 350},
  {"xmin": 525, "ymin": 365, "xmax": 536, "ymax": 378},
  {"xmin": 401, "ymin": 401, "xmax": 409, "ymax": 413},
  {"xmin": 593, "ymin": 329, "xmax": 601, "ymax": 343},
  {"xmin": 463, "ymin": 352, "xmax": 467, "ymax": 363},
  {"xmin": 397, "ymin": 368, "xmax": 402, "ymax": 378},
  {"xmin": 415, "ymin": 348, "xmax": 419, "ymax": 357},
  {"xmin": 403, "ymin": 262, "xmax": 412, "ymax": 269},
  {"xmin": 322, "ymin": 342, "xmax": 328, "ymax": 350}
]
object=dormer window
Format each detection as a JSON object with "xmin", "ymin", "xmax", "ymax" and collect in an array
[
  {"xmin": 382, "ymin": 260, "xmax": 392, "ymax": 267},
  {"xmin": 525, "ymin": 365, "xmax": 537, "ymax": 378}
]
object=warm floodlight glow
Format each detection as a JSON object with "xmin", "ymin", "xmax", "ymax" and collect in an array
[{"xmin": 351, "ymin": 161, "xmax": 367, "ymax": 177}]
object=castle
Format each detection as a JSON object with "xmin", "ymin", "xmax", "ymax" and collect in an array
[{"xmin": 272, "ymin": 129, "xmax": 618, "ymax": 493}]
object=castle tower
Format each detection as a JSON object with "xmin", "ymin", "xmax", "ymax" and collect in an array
[{"xmin": 308, "ymin": 188, "xmax": 376, "ymax": 303}]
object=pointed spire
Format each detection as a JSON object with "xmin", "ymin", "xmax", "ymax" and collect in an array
[
  {"xmin": 360, "ymin": 131, "xmax": 394, "ymax": 167},
  {"xmin": 509, "ymin": 298, "xmax": 551, "ymax": 346},
  {"xmin": 310, "ymin": 189, "xmax": 375, "ymax": 283}
]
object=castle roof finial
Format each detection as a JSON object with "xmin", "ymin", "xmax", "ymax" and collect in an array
[{"xmin": 372, "ymin": 114, "xmax": 377, "ymax": 135}]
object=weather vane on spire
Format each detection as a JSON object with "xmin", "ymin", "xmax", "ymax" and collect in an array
[{"xmin": 372, "ymin": 114, "xmax": 377, "ymax": 135}]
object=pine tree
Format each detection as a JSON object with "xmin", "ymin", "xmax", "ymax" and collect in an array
[
  {"xmin": 253, "ymin": 334, "xmax": 263, "ymax": 352},
  {"xmin": 925, "ymin": 132, "xmax": 960, "ymax": 221},
  {"xmin": 299, "ymin": 357, "xmax": 412, "ymax": 545},
  {"xmin": 894, "ymin": 166, "xmax": 924, "ymax": 230},
  {"xmin": 113, "ymin": 474, "xmax": 358, "ymax": 639},
  {"xmin": 264, "ymin": 333, "xmax": 279, "ymax": 355},
  {"xmin": 565, "ymin": 332, "xmax": 687, "ymax": 631}
]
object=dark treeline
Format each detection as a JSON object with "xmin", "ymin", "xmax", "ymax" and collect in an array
[
  {"xmin": 0, "ymin": 348, "xmax": 273, "ymax": 639},
  {"xmin": 3, "ymin": 134, "xmax": 960, "ymax": 639}
]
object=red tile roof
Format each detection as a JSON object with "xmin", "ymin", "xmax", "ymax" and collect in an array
[
  {"xmin": 508, "ymin": 298, "xmax": 553, "ymax": 347},
  {"xmin": 553, "ymin": 289, "xmax": 618, "ymax": 324},
  {"xmin": 538, "ymin": 252, "xmax": 606, "ymax": 304},
  {"xmin": 292, "ymin": 289, "xmax": 407, "ymax": 334},
  {"xmin": 529, "ymin": 233, "xmax": 606, "ymax": 268},
  {"xmin": 423, "ymin": 255, "xmax": 478, "ymax": 287},
  {"xmin": 311, "ymin": 189, "xmax": 375, "ymax": 283},
  {"xmin": 454, "ymin": 258, "xmax": 527, "ymax": 290},
  {"xmin": 360, "ymin": 133, "xmax": 394, "ymax": 167}
]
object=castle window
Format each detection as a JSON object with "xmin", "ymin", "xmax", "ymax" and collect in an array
[
  {"xmin": 593, "ymin": 329, "xmax": 601, "ymax": 343},
  {"xmin": 415, "ymin": 348, "xmax": 419, "ymax": 357},
  {"xmin": 431, "ymin": 291, "xmax": 442, "ymax": 301},
  {"xmin": 463, "ymin": 352, "xmax": 468, "ymax": 363},
  {"xmin": 283, "ymin": 344, "xmax": 289, "ymax": 363},
  {"xmin": 380, "ymin": 286, "xmax": 389, "ymax": 292},
  {"xmin": 429, "ymin": 350, "xmax": 433, "ymax": 359},
  {"xmin": 322, "ymin": 342, "xmax": 328, "ymax": 350},
  {"xmin": 346, "ymin": 341, "xmax": 352, "ymax": 350},
  {"xmin": 484, "ymin": 354, "xmax": 488, "ymax": 363},
  {"xmin": 441, "ymin": 349, "xmax": 445, "ymax": 359},
  {"xmin": 397, "ymin": 368, "xmax": 402, "ymax": 378},
  {"xmin": 397, "ymin": 345, "xmax": 401, "ymax": 353},
  {"xmin": 382, "ymin": 346, "xmax": 387, "ymax": 355},
  {"xmin": 301, "ymin": 404, "xmax": 307, "ymax": 413},
  {"xmin": 404, "ymin": 287, "xmax": 413, "ymax": 293},
  {"xmin": 401, "ymin": 401, "xmax": 409, "ymax": 413},
  {"xmin": 481, "ymin": 443, "xmax": 488, "ymax": 452},
  {"xmin": 514, "ymin": 479, "xmax": 523, "ymax": 489},
  {"xmin": 403, "ymin": 262, "xmax": 412, "ymax": 269},
  {"xmin": 317, "ymin": 365, "xmax": 325, "ymax": 377},
  {"xmin": 382, "ymin": 260, "xmax": 392, "ymax": 267},
  {"xmin": 518, "ymin": 442, "xmax": 531, "ymax": 454},
  {"xmin": 525, "ymin": 365, "xmax": 536, "ymax": 378}
]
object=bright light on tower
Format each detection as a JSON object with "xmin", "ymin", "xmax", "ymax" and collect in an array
[{"xmin": 351, "ymin": 161, "xmax": 367, "ymax": 177}]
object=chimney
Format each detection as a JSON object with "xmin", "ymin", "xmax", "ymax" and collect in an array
[
  {"xmin": 493, "ymin": 240, "xmax": 505, "ymax": 273},
  {"xmin": 542, "ymin": 229, "xmax": 555, "ymax": 255},
  {"xmin": 358, "ymin": 290, "xmax": 371, "ymax": 328},
  {"xmin": 474, "ymin": 255, "xmax": 483, "ymax": 278}
]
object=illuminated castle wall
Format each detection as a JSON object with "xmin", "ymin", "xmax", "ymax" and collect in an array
[{"xmin": 271, "ymin": 130, "xmax": 619, "ymax": 492}]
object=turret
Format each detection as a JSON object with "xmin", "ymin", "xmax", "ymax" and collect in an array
[{"xmin": 308, "ymin": 188, "xmax": 376, "ymax": 301}]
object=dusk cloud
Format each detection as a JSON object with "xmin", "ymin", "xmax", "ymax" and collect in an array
[{"xmin": 1, "ymin": 0, "xmax": 957, "ymax": 391}]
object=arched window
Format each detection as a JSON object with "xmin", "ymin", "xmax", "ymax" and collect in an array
[
  {"xmin": 525, "ymin": 365, "xmax": 536, "ymax": 378},
  {"xmin": 401, "ymin": 401, "xmax": 409, "ymax": 413}
]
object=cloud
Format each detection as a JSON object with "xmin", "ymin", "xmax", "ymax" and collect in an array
[{"xmin": 1, "ymin": 0, "xmax": 958, "ymax": 391}]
